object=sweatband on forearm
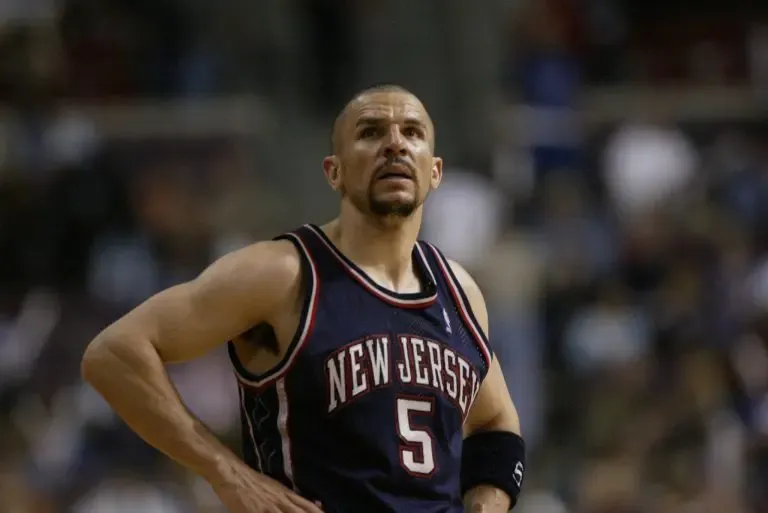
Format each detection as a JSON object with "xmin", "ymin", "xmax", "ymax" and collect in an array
[{"xmin": 461, "ymin": 431, "xmax": 525, "ymax": 509}]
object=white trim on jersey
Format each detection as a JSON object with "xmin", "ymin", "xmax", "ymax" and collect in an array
[
  {"xmin": 233, "ymin": 231, "xmax": 320, "ymax": 389},
  {"xmin": 305, "ymin": 224, "xmax": 437, "ymax": 308},
  {"xmin": 425, "ymin": 243, "xmax": 493, "ymax": 370},
  {"xmin": 415, "ymin": 241, "xmax": 438, "ymax": 286},
  {"xmin": 238, "ymin": 384, "xmax": 263, "ymax": 472},
  {"xmin": 276, "ymin": 378, "xmax": 295, "ymax": 489}
]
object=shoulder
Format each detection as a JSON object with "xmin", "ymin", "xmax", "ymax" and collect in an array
[
  {"xmin": 445, "ymin": 258, "xmax": 489, "ymax": 334},
  {"xmin": 203, "ymin": 239, "xmax": 300, "ymax": 284},
  {"xmin": 191, "ymin": 239, "xmax": 302, "ymax": 313},
  {"xmin": 421, "ymin": 241, "xmax": 483, "ymax": 299},
  {"xmin": 444, "ymin": 259, "xmax": 482, "ymax": 298}
]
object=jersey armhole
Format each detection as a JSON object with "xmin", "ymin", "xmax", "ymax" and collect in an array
[
  {"xmin": 422, "ymin": 242, "xmax": 494, "ymax": 372},
  {"xmin": 228, "ymin": 232, "xmax": 320, "ymax": 390}
]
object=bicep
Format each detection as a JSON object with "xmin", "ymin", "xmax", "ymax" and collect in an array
[
  {"xmin": 100, "ymin": 241, "xmax": 299, "ymax": 364},
  {"xmin": 120, "ymin": 281, "xmax": 243, "ymax": 363}
]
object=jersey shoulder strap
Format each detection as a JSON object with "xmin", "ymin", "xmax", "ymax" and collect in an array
[
  {"xmin": 284, "ymin": 224, "xmax": 352, "ymax": 274},
  {"xmin": 417, "ymin": 241, "xmax": 494, "ymax": 369},
  {"xmin": 227, "ymin": 226, "xmax": 320, "ymax": 390}
]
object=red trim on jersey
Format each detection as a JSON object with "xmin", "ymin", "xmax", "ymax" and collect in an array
[
  {"xmin": 426, "ymin": 244, "xmax": 493, "ymax": 370},
  {"xmin": 234, "ymin": 231, "xmax": 320, "ymax": 390},
  {"xmin": 305, "ymin": 224, "xmax": 437, "ymax": 309}
]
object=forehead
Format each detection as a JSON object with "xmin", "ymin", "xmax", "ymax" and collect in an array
[{"xmin": 347, "ymin": 92, "xmax": 430, "ymax": 125}]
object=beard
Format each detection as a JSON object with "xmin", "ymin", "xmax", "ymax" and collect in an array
[
  {"xmin": 369, "ymin": 192, "xmax": 418, "ymax": 217},
  {"xmin": 344, "ymin": 181, "xmax": 422, "ymax": 219}
]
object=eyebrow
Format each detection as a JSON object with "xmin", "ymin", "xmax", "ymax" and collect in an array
[{"xmin": 355, "ymin": 116, "xmax": 427, "ymax": 128}]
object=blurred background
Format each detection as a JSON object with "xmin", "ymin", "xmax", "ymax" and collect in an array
[{"xmin": 2, "ymin": 0, "xmax": 768, "ymax": 512}]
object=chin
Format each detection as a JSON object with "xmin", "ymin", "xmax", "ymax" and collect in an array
[{"xmin": 368, "ymin": 197, "xmax": 419, "ymax": 218}]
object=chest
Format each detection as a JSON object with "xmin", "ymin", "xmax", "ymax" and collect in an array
[{"xmin": 291, "ymin": 289, "xmax": 484, "ymax": 420}]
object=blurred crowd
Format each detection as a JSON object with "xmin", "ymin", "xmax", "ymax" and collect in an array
[{"xmin": 2, "ymin": 0, "xmax": 768, "ymax": 512}]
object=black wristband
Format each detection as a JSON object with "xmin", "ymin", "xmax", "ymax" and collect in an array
[{"xmin": 461, "ymin": 431, "xmax": 525, "ymax": 509}]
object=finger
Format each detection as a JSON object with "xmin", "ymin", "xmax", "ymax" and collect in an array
[
  {"xmin": 284, "ymin": 493, "xmax": 324, "ymax": 512},
  {"xmin": 285, "ymin": 500, "xmax": 322, "ymax": 513},
  {"xmin": 284, "ymin": 495, "xmax": 323, "ymax": 512},
  {"xmin": 276, "ymin": 503, "xmax": 304, "ymax": 513}
]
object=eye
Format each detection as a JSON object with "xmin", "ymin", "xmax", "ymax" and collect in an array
[
  {"xmin": 359, "ymin": 126, "xmax": 378, "ymax": 139},
  {"xmin": 403, "ymin": 126, "xmax": 424, "ymax": 139}
]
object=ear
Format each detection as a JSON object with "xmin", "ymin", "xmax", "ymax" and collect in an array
[
  {"xmin": 323, "ymin": 155, "xmax": 342, "ymax": 190},
  {"xmin": 430, "ymin": 157, "xmax": 443, "ymax": 190}
]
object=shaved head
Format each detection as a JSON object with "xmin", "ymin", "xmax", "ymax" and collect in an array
[
  {"xmin": 331, "ymin": 84, "xmax": 433, "ymax": 154},
  {"xmin": 322, "ymin": 83, "xmax": 442, "ymax": 224}
]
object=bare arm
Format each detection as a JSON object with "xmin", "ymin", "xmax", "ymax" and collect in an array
[
  {"xmin": 81, "ymin": 240, "xmax": 301, "ymax": 485},
  {"xmin": 449, "ymin": 261, "xmax": 522, "ymax": 512}
]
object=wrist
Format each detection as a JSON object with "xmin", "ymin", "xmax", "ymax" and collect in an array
[
  {"xmin": 465, "ymin": 485, "xmax": 512, "ymax": 512},
  {"xmin": 461, "ymin": 431, "xmax": 525, "ymax": 509},
  {"xmin": 201, "ymin": 451, "xmax": 249, "ymax": 487},
  {"xmin": 186, "ymin": 423, "xmax": 244, "ymax": 486}
]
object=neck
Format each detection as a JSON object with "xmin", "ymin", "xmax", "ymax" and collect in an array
[{"xmin": 327, "ymin": 200, "xmax": 423, "ymax": 285}]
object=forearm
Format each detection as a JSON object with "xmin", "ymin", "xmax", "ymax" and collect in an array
[
  {"xmin": 81, "ymin": 335, "xmax": 243, "ymax": 484},
  {"xmin": 463, "ymin": 416, "xmax": 516, "ymax": 512},
  {"xmin": 463, "ymin": 412, "xmax": 523, "ymax": 512}
]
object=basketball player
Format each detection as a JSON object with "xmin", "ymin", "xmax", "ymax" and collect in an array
[{"xmin": 82, "ymin": 85, "xmax": 525, "ymax": 512}]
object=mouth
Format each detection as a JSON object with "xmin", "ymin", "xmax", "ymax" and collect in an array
[{"xmin": 376, "ymin": 163, "xmax": 414, "ymax": 181}]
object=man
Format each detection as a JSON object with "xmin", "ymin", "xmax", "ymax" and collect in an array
[{"xmin": 82, "ymin": 85, "xmax": 525, "ymax": 512}]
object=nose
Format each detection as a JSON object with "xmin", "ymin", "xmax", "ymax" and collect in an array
[{"xmin": 382, "ymin": 125, "xmax": 407, "ymax": 157}]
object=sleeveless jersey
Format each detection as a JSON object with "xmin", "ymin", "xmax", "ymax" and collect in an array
[{"xmin": 228, "ymin": 224, "xmax": 494, "ymax": 513}]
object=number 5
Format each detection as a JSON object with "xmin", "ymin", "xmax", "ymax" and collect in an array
[{"xmin": 396, "ymin": 397, "xmax": 436, "ymax": 476}]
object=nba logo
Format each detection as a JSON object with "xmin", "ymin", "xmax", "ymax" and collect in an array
[{"xmin": 442, "ymin": 309, "xmax": 452, "ymax": 334}]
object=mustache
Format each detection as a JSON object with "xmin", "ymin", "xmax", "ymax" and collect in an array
[{"xmin": 374, "ymin": 157, "xmax": 416, "ymax": 177}]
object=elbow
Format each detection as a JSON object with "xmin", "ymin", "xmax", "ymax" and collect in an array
[
  {"xmin": 81, "ymin": 334, "xmax": 115, "ymax": 387},
  {"xmin": 495, "ymin": 400, "xmax": 522, "ymax": 435},
  {"xmin": 468, "ymin": 402, "xmax": 522, "ymax": 437},
  {"xmin": 82, "ymin": 325, "xmax": 159, "ymax": 390},
  {"xmin": 480, "ymin": 411, "xmax": 521, "ymax": 435},
  {"xmin": 81, "ymin": 327, "xmax": 139, "ymax": 388}
]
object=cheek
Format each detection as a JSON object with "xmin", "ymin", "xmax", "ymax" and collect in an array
[
  {"xmin": 341, "ymin": 168, "xmax": 370, "ymax": 193},
  {"xmin": 415, "ymin": 159, "xmax": 435, "ymax": 184},
  {"xmin": 346, "ymin": 150, "xmax": 376, "ymax": 180}
]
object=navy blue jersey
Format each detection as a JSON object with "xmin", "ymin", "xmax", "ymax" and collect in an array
[{"xmin": 228, "ymin": 224, "xmax": 493, "ymax": 513}]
